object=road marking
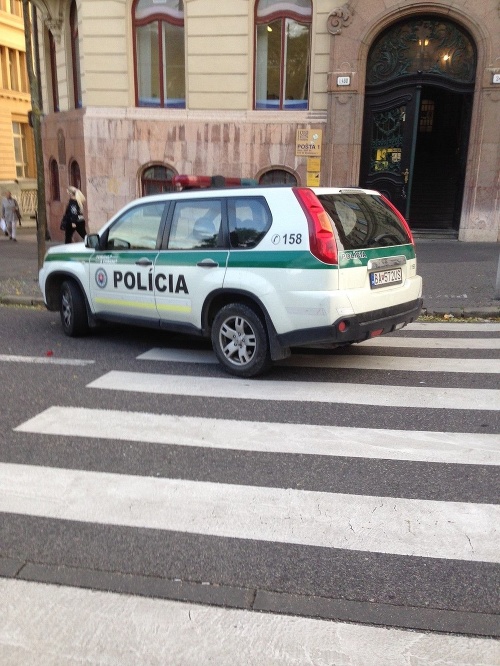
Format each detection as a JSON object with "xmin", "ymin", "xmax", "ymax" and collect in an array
[
  {"xmin": 0, "ymin": 354, "xmax": 94, "ymax": 366},
  {"xmin": 4, "ymin": 579, "xmax": 498, "ymax": 666},
  {"xmin": 407, "ymin": 322, "xmax": 500, "ymax": 332},
  {"xmin": 138, "ymin": 348, "xmax": 217, "ymax": 364},
  {"xmin": 0, "ymin": 462, "xmax": 498, "ymax": 562},
  {"xmin": 360, "ymin": 336, "xmax": 500, "ymax": 349},
  {"xmin": 88, "ymin": 371, "xmax": 500, "ymax": 411},
  {"xmin": 1, "ymin": 580, "xmax": 498, "ymax": 666},
  {"xmin": 138, "ymin": 347, "xmax": 500, "ymax": 373},
  {"xmin": 16, "ymin": 406, "xmax": 500, "ymax": 466}
]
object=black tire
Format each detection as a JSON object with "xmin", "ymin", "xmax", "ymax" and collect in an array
[
  {"xmin": 60, "ymin": 280, "xmax": 89, "ymax": 337},
  {"xmin": 211, "ymin": 303, "xmax": 271, "ymax": 377}
]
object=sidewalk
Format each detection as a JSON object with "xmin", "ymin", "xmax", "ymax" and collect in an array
[{"xmin": 1, "ymin": 222, "xmax": 499, "ymax": 317}]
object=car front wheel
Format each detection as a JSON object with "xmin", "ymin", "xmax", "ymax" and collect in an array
[
  {"xmin": 211, "ymin": 303, "xmax": 271, "ymax": 378},
  {"xmin": 60, "ymin": 280, "xmax": 89, "ymax": 337}
]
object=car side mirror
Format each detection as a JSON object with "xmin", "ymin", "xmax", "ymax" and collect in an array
[{"xmin": 85, "ymin": 234, "xmax": 100, "ymax": 250}]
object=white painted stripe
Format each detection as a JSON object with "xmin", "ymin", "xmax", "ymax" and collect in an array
[
  {"xmin": 2, "ymin": 580, "xmax": 498, "ymax": 666},
  {"xmin": 88, "ymin": 371, "xmax": 500, "ymax": 411},
  {"xmin": 360, "ymin": 336, "xmax": 500, "ymax": 349},
  {"xmin": 16, "ymin": 406, "xmax": 500, "ymax": 466},
  {"xmin": 138, "ymin": 348, "xmax": 217, "ymax": 364},
  {"xmin": 0, "ymin": 462, "xmax": 498, "ymax": 562},
  {"xmin": 284, "ymin": 354, "xmax": 500, "ymax": 372},
  {"xmin": 139, "ymin": 347, "xmax": 500, "ymax": 373},
  {"xmin": 407, "ymin": 322, "xmax": 500, "ymax": 331},
  {"xmin": 0, "ymin": 354, "xmax": 94, "ymax": 366}
]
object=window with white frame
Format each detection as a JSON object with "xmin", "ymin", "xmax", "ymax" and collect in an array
[
  {"xmin": 255, "ymin": 0, "xmax": 312, "ymax": 110},
  {"xmin": 133, "ymin": 0, "xmax": 185, "ymax": 108},
  {"xmin": 12, "ymin": 121, "xmax": 28, "ymax": 177}
]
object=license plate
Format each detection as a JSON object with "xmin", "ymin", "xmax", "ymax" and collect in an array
[{"xmin": 370, "ymin": 267, "xmax": 403, "ymax": 288}]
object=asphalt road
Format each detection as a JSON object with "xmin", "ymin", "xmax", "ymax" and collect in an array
[{"xmin": 0, "ymin": 306, "xmax": 499, "ymax": 663}]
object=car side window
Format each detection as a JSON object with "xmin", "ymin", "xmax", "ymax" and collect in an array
[
  {"xmin": 106, "ymin": 203, "xmax": 165, "ymax": 250},
  {"xmin": 167, "ymin": 199, "xmax": 222, "ymax": 250},
  {"xmin": 228, "ymin": 197, "xmax": 271, "ymax": 248}
]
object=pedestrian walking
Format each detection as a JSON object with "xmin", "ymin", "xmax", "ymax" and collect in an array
[
  {"xmin": 1, "ymin": 191, "xmax": 21, "ymax": 241},
  {"xmin": 61, "ymin": 187, "xmax": 87, "ymax": 244}
]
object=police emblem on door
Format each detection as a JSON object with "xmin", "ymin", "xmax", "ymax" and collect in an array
[{"xmin": 95, "ymin": 268, "xmax": 108, "ymax": 289}]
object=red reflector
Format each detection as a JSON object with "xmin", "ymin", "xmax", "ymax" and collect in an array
[
  {"xmin": 338, "ymin": 320, "xmax": 348, "ymax": 332},
  {"xmin": 370, "ymin": 329, "xmax": 384, "ymax": 338},
  {"xmin": 293, "ymin": 188, "xmax": 338, "ymax": 265}
]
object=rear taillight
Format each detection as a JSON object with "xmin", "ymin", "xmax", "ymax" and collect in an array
[
  {"xmin": 293, "ymin": 188, "xmax": 338, "ymax": 265},
  {"xmin": 380, "ymin": 195, "xmax": 415, "ymax": 245}
]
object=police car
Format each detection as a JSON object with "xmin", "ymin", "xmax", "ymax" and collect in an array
[{"xmin": 39, "ymin": 178, "xmax": 423, "ymax": 377}]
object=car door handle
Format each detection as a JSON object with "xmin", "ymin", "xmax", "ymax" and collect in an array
[
  {"xmin": 196, "ymin": 259, "xmax": 219, "ymax": 268},
  {"xmin": 135, "ymin": 258, "xmax": 153, "ymax": 266}
]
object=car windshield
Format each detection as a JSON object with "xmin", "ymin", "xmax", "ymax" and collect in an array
[{"xmin": 317, "ymin": 193, "xmax": 411, "ymax": 250}]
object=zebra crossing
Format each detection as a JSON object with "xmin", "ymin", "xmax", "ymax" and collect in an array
[{"xmin": 1, "ymin": 321, "xmax": 499, "ymax": 663}]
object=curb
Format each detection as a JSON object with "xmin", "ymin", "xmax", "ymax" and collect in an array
[
  {"xmin": 0, "ymin": 295, "xmax": 45, "ymax": 307},
  {"xmin": 421, "ymin": 306, "xmax": 500, "ymax": 318}
]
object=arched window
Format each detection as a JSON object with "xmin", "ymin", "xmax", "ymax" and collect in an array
[
  {"xmin": 70, "ymin": 160, "xmax": 81, "ymax": 190},
  {"xmin": 255, "ymin": 0, "xmax": 312, "ymax": 110},
  {"xmin": 133, "ymin": 0, "xmax": 186, "ymax": 108},
  {"xmin": 258, "ymin": 168, "xmax": 298, "ymax": 185},
  {"xmin": 141, "ymin": 164, "xmax": 176, "ymax": 195},
  {"xmin": 70, "ymin": 0, "xmax": 82, "ymax": 108},
  {"xmin": 49, "ymin": 158, "xmax": 60, "ymax": 201}
]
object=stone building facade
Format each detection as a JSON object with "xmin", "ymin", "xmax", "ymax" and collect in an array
[{"xmin": 33, "ymin": 0, "xmax": 500, "ymax": 242}]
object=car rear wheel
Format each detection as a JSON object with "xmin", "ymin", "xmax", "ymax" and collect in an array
[
  {"xmin": 211, "ymin": 303, "xmax": 271, "ymax": 378},
  {"xmin": 60, "ymin": 280, "xmax": 89, "ymax": 337}
]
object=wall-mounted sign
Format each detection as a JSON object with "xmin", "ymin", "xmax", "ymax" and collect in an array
[
  {"xmin": 307, "ymin": 172, "xmax": 320, "ymax": 186},
  {"xmin": 296, "ymin": 129, "xmax": 322, "ymax": 157},
  {"xmin": 337, "ymin": 76, "xmax": 351, "ymax": 86},
  {"xmin": 493, "ymin": 73, "xmax": 500, "ymax": 84},
  {"xmin": 307, "ymin": 157, "xmax": 321, "ymax": 172}
]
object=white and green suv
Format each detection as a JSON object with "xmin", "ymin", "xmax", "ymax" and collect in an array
[{"xmin": 39, "ymin": 185, "xmax": 422, "ymax": 377}]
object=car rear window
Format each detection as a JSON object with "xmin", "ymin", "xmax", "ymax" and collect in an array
[
  {"xmin": 317, "ymin": 193, "xmax": 411, "ymax": 250},
  {"xmin": 228, "ymin": 197, "xmax": 271, "ymax": 249}
]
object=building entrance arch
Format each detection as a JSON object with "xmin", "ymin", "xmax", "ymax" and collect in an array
[{"xmin": 359, "ymin": 16, "xmax": 476, "ymax": 234}]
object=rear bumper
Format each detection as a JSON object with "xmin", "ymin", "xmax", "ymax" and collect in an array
[{"xmin": 277, "ymin": 298, "xmax": 423, "ymax": 348}]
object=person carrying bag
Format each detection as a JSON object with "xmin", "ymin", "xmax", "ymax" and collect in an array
[
  {"xmin": 61, "ymin": 187, "xmax": 87, "ymax": 244},
  {"xmin": 1, "ymin": 190, "xmax": 20, "ymax": 241}
]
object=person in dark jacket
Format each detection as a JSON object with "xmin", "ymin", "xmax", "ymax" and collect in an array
[{"xmin": 61, "ymin": 187, "xmax": 86, "ymax": 243}]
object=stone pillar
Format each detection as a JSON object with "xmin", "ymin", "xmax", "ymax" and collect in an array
[
  {"xmin": 323, "ymin": 4, "xmax": 364, "ymax": 187},
  {"xmin": 460, "ymin": 80, "xmax": 500, "ymax": 242}
]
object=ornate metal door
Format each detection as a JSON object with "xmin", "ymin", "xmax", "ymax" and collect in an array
[
  {"xmin": 359, "ymin": 16, "xmax": 476, "ymax": 227},
  {"xmin": 360, "ymin": 86, "xmax": 420, "ymax": 218}
]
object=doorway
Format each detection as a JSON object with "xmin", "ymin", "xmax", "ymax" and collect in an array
[
  {"xmin": 359, "ymin": 16, "xmax": 476, "ymax": 234},
  {"xmin": 409, "ymin": 87, "xmax": 471, "ymax": 230}
]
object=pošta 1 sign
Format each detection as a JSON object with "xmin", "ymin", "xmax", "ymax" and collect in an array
[{"xmin": 296, "ymin": 129, "xmax": 322, "ymax": 157}]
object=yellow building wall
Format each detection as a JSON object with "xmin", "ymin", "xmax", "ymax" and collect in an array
[
  {"xmin": 0, "ymin": 4, "xmax": 33, "ymax": 182},
  {"xmin": 72, "ymin": 0, "xmax": 331, "ymax": 112}
]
